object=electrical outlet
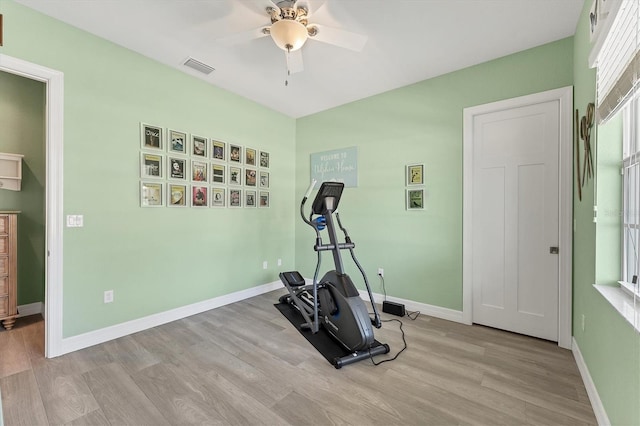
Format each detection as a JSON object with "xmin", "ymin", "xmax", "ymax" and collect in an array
[
  {"xmin": 377, "ymin": 268, "xmax": 384, "ymax": 277},
  {"xmin": 277, "ymin": 258, "xmax": 282, "ymax": 266},
  {"xmin": 104, "ymin": 290, "xmax": 114, "ymax": 304},
  {"xmin": 581, "ymin": 314, "xmax": 585, "ymax": 332},
  {"xmin": 263, "ymin": 261, "xmax": 268, "ymax": 269}
]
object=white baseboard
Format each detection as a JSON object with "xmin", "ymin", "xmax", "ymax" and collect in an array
[
  {"xmin": 57, "ymin": 281, "xmax": 283, "ymax": 356},
  {"xmin": 359, "ymin": 290, "xmax": 465, "ymax": 323},
  {"xmin": 17, "ymin": 302, "xmax": 44, "ymax": 318},
  {"xmin": 572, "ymin": 337, "xmax": 610, "ymax": 426}
]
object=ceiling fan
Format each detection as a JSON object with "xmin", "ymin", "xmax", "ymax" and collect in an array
[{"xmin": 219, "ymin": 0, "xmax": 367, "ymax": 77}]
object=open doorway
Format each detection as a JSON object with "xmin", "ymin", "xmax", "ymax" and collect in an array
[
  {"xmin": 0, "ymin": 70, "xmax": 46, "ymax": 354},
  {"xmin": 0, "ymin": 54, "xmax": 64, "ymax": 358}
]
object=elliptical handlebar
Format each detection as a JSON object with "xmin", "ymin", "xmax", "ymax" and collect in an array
[{"xmin": 336, "ymin": 213, "xmax": 383, "ymax": 329}]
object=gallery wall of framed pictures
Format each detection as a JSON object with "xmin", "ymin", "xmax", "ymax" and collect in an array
[{"xmin": 139, "ymin": 122, "xmax": 271, "ymax": 208}]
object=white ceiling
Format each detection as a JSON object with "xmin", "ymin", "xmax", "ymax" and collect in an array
[{"xmin": 15, "ymin": 0, "xmax": 584, "ymax": 118}]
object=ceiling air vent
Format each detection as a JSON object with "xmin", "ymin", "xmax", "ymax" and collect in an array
[{"xmin": 183, "ymin": 57, "xmax": 215, "ymax": 75}]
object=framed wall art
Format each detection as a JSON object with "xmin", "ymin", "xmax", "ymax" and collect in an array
[
  {"xmin": 168, "ymin": 183, "xmax": 187, "ymax": 207},
  {"xmin": 168, "ymin": 129, "xmax": 187, "ymax": 154},
  {"xmin": 245, "ymin": 147, "xmax": 257, "ymax": 166},
  {"xmin": 245, "ymin": 189, "xmax": 257, "ymax": 208},
  {"xmin": 191, "ymin": 160, "xmax": 208, "ymax": 182},
  {"xmin": 259, "ymin": 171, "xmax": 269, "ymax": 188},
  {"xmin": 406, "ymin": 163, "xmax": 424, "ymax": 186},
  {"xmin": 192, "ymin": 135, "xmax": 208, "ymax": 157},
  {"xmin": 259, "ymin": 191, "xmax": 270, "ymax": 208},
  {"xmin": 212, "ymin": 140, "xmax": 226, "ymax": 161},
  {"xmin": 140, "ymin": 123, "xmax": 163, "ymax": 151},
  {"xmin": 229, "ymin": 166, "xmax": 242, "ymax": 185},
  {"xmin": 245, "ymin": 168, "xmax": 257, "ymax": 187},
  {"xmin": 141, "ymin": 182, "xmax": 163, "ymax": 207},
  {"xmin": 192, "ymin": 185, "xmax": 208, "ymax": 207},
  {"xmin": 406, "ymin": 188, "xmax": 425, "ymax": 210},
  {"xmin": 229, "ymin": 144, "xmax": 243, "ymax": 164},
  {"xmin": 229, "ymin": 188, "xmax": 242, "ymax": 208},
  {"xmin": 168, "ymin": 157, "xmax": 187, "ymax": 180},
  {"xmin": 211, "ymin": 187, "xmax": 226, "ymax": 207},
  {"xmin": 211, "ymin": 163, "xmax": 226, "ymax": 184},
  {"xmin": 141, "ymin": 152, "xmax": 163, "ymax": 179},
  {"xmin": 259, "ymin": 150, "xmax": 270, "ymax": 168}
]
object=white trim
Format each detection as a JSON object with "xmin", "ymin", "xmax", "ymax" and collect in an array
[
  {"xmin": 17, "ymin": 302, "xmax": 44, "ymax": 318},
  {"xmin": 358, "ymin": 290, "xmax": 465, "ymax": 324},
  {"xmin": 462, "ymin": 86, "xmax": 574, "ymax": 349},
  {"xmin": 572, "ymin": 337, "xmax": 611, "ymax": 426},
  {"xmin": 57, "ymin": 281, "xmax": 282, "ymax": 355},
  {"xmin": 0, "ymin": 54, "xmax": 64, "ymax": 358}
]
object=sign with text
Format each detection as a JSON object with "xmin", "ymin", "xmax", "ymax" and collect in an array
[{"xmin": 310, "ymin": 147, "xmax": 358, "ymax": 187}]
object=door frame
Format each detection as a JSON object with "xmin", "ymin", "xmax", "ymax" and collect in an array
[
  {"xmin": 0, "ymin": 54, "xmax": 64, "ymax": 357},
  {"xmin": 462, "ymin": 86, "xmax": 573, "ymax": 349}
]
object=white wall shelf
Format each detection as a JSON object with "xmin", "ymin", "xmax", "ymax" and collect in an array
[{"xmin": 0, "ymin": 153, "xmax": 24, "ymax": 191}]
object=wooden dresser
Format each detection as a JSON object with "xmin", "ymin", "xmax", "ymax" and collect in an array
[{"xmin": 0, "ymin": 212, "xmax": 18, "ymax": 330}]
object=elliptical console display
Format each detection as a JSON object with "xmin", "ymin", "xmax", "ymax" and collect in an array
[{"xmin": 279, "ymin": 180, "xmax": 389, "ymax": 368}]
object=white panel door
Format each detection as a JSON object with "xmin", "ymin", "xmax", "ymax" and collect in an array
[{"xmin": 471, "ymin": 100, "xmax": 559, "ymax": 341}]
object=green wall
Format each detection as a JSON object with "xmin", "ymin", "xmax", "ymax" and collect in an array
[
  {"xmin": 295, "ymin": 38, "xmax": 574, "ymax": 309},
  {"xmin": 0, "ymin": 0, "xmax": 297, "ymax": 337},
  {"xmin": 0, "ymin": 70, "xmax": 46, "ymax": 306},
  {"xmin": 572, "ymin": 2, "xmax": 640, "ymax": 425}
]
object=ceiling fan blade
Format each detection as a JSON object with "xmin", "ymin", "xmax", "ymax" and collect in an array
[
  {"xmin": 288, "ymin": 49, "xmax": 304, "ymax": 74},
  {"xmin": 294, "ymin": 0, "xmax": 327, "ymax": 17},
  {"xmin": 308, "ymin": 24, "xmax": 367, "ymax": 52},
  {"xmin": 217, "ymin": 26, "xmax": 270, "ymax": 46}
]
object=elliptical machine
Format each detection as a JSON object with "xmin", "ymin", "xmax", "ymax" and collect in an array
[{"xmin": 279, "ymin": 180, "xmax": 390, "ymax": 368}]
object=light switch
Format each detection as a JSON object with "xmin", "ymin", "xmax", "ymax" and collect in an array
[{"xmin": 66, "ymin": 214, "xmax": 84, "ymax": 227}]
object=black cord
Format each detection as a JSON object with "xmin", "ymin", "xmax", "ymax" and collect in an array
[
  {"xmin": 368, "ymin": 318, "xmax": 407, "ymax": 366},
  {"xmin": 406, "ymin": 310, "xmax": 420, "ymax": 320},
  {"xmin": 379, "ymin": 274, "xmax": 387, "ymax": 301}
]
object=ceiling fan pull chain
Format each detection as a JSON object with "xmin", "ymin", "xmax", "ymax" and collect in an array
[{"xmin": 285, "ymin": 45, "xmax": 291, "ymax": 86}]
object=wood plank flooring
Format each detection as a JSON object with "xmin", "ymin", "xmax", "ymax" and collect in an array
[{"xmin": 0, "ymin": 291, "xmax": 596, "ymax": 425}]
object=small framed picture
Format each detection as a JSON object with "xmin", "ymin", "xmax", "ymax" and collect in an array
[
  {"xmin": 229, "ymin": 144, "xmax": 243, "ymax": 164},
  {"xmin": 259, "ymin": 191, "xmax": 270, "ymax": 208},
  {"xmin": 211, "ymin": 187, "xmax": 226, "ymax": 207},
  {"xmin": 259, "ymin": 171, "xmax": 270, "ymax": 188},
  {"xmin": 168, "ymin": 157, "xmax": 187, "ymax": 180},
  {"xmin": 259, "ymin": 151, "xmax": 270, "ymax": 168},
  {"xmin": 212, "ymin": 140, "xmax": 226, "ymax": 161},
  {"xmin": 406, "ymin": 188, "xmax": 425, "ymax": 210},
  {"xmin": 211, "ymin": 163, "xmax": 226, "ymax": 184},
  {"xmin": 192, "ymin": 160, "xmax": 208, "ymax": 182},
  {"xmin": 141, "ymin": 152, "xmax": 163, "ymax": 179},
  {"xmin": 192, "ymin": 185, "xmax": 208, "ymax": 207},
  {"xmin": 140, "ymin": 123, "xmax": 163, "ymax": 151},
  {"xmin": 168, "ymin": 183, "xmax": 187, "ymax": 207},
  {"xmin": 245, "ymin": 168, "xmax": 257, "ymax": 187},
  {"xmin": 245, "ymin": 189, "xmax": 257, "ymax": 208},
  {"xmin": 141, "ymin": 182, "xmax": 163, "ymax": 207},
  {"xmin": 229, "ymin": 188, "xmax": 242, "ymax": 208},
  {"xmin": 168, "ymin": 129, "xmax": 187, "ymax": 154},
  {"xmin": 192, "ymin": 135, "xmax": 208, "ymax": 157},
  {"xmin": 245, "ymin": 147, "xmax": 257, "ymax": 166},
  {"xmin": 229, "ymin": 166, "xmax": 242, "ymax": 185},
  {"xmin": 406, "ymin": 163, "xmax": 424, "ymax": 186}
]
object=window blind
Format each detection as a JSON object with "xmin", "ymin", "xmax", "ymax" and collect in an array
[{"xmin": 596, "ymin": 0, "xmax": 639, "ymax": 123}]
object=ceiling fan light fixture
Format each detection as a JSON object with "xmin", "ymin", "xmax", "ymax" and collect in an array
[{"xmin": 270, "ymin": 19, "xmax": 308, "ymax": 51}]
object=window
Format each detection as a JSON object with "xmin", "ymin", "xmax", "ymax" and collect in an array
[{"xmin": 622, "ymin": 99, "xmax": 640, "ymax": 298}]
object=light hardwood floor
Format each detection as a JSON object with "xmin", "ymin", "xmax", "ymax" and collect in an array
[{"xmin": 0, "ymin": 291, "xmax": 596, "ymax": 425}]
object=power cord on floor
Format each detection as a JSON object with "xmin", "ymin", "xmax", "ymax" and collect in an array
[
  {"xmin": 368, "ymin": 318, "xmax": 407, "ymax": 366},
  {"xmin": 406, "ymin": 310, "xmax": 420, "ymax": 320}
]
